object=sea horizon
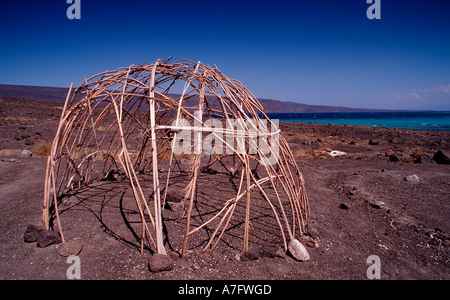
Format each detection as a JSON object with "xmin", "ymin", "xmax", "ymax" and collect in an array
[{"xmin": 267, "ymin": 111, "xmax": 450, "ymax": 131}]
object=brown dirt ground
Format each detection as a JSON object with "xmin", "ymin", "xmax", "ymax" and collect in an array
[{"xmin": 0, "ymin": 97, "xmax": 449, "ymax": 280}]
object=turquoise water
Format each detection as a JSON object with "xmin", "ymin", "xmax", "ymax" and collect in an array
[{"xmin": 266, "ymin": 111, "xmax": 450, "ymax": 131}]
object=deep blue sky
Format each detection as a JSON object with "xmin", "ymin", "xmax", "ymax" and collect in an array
[{"xmin": 0, "ymin": 0, "xmax": 449, "ymax": 110}]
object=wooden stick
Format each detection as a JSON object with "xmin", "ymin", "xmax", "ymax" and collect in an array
[
  {"xmin": 243, "ymin": 158, "xmax": 251, "ymax": 252},
  {"xmin": 149, "ymin": 61, "xmax": 165, "ymax": 254}
]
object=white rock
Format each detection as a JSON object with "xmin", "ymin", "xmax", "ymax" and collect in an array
[
  {"xmin": 21, "ymin": 149, "xmax": 32, "ymax": 157},
  {"xmin": 288, "ymin": 239, "xmax": 310, "ymax": 262},
  {"xmin": 405, "ymin": 174, "xmax": 421, "ymax": 183},
  {"xmin": 328, "ymin": 150, "xmax": 346, "ymax": 157}
]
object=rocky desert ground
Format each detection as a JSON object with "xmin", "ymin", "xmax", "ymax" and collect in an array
[{"xmin": 0, "ymin": 97, "xmax": 449, "ymax": 280}]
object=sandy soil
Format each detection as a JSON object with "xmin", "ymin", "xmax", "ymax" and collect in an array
[{"xmin": 0, "ymin": 97, "xmax": 449, "ymax": 280}]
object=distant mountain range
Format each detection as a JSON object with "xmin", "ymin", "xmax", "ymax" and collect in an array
[{"xmin": 0, "ymin": 84, "xmax": 381, "ymax": 113}]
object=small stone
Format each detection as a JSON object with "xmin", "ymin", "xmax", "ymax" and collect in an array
[
  {"xmin": 148, "ymin": 253, "xmax": 174, "ymax": 273},
  {"xmin": 405, "ymin": 174, "xmax": 421, "ymax": 183},
  {"xmin": 166, "ymin": 191, "xmax": 182, "ymax": 203},
  {"xmin": 369, "ymin": 200, "xmax": 385, "ymax": 209},
  {"xmin": 164, "ymin": 192, "xmax": 184, "ymax": 211},
  {"xmin": 389, "ymin": 152, "xmax": 412, "ymax": 163},
  {"xmin": 288, "ymin": 239, "xmax": 310, "ymax": 262},
  {"xmin": 369, "ymin": 139, "xmax": 380, "ymax": 145},
  {"xmin": 339, "ymin": 203, "xmax": 350, "ymax": 210},
  {"xmin": 234, "ymin": 253, "xmax": 241, "ymax": 261},
  {"xmin": 328, "ymin": 150, "xmax": 346, "ymax": 157},
  {"xmin": 274, "ymin": 246, "xmax": 286, "ymax": 259},
  {"xmin": 23, "ymin": 225, "xmax": 43, "ymax": 243},
  {"xmin": 389, "ymin": 154, "xmax": 399, "ymax": 162},
  {"xmin": 347, "ymin": 187, "xmax": 357, "ymax": 196},
  {"xmin": 58, "ymin": 238, "xmax": 84, "ymax": 257},
  {"xmin": 299, "ymin": 236, "xmax": 319, "ymax": 248},
  {"xmin": 21, "ymin": 149, "xmax": 32, "ymax": 157},
  {"xmin": 61, "ymin": 196, "xmax": 71, "ymax": 207},
  {"xmin": 203, "ymin": 167, "xmax": 218, "ymax": 175},
  {"xmin": 103, "ymin": 169, "xmax": 118, "ymax": 181},
  {"xmin": 36, "ymin": 230, "xmax": 62, "ymax": 248},
  {"xmin": 242, "ymin": 247, "xmax": 260, "ymax": 261}
]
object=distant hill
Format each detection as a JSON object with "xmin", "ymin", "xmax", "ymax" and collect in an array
[
  {"xmin": 256, "ymin": 98, "xmax": 380, "ymax": 113},
  {"xmin": 0, "ymin": 84, "xmax": 380, "ymax": 113},
  {"xmin": 0, "ymin": 84, "xmax": 70, "ymax": 103}
]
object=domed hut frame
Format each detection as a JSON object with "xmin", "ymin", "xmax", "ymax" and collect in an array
[{"xmin": 43, "ymin": 58, "xmax": 309, "ymax": 257}]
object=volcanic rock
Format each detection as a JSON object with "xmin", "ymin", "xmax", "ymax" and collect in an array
[
  {"xmin": 433, "ymin": 150, "xmax": 450, "ymax": 164},
  {"xmin": 23, "ymin": 224, "xmax": 43, "ymax": 243},
  {"xmin": 389, "ymin": 152, "xmax": 412, "ymax": 163},
  {"xmin": 241, "ymin": 247, "xmax": 260, "ymax": 261},
  {"xmin": 36, "ymin": 230, "xmax": 62, "ymax": 248},
  {"xmin": 148, "ymin": 253, "xmax": 174, "ymax": 273}
]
